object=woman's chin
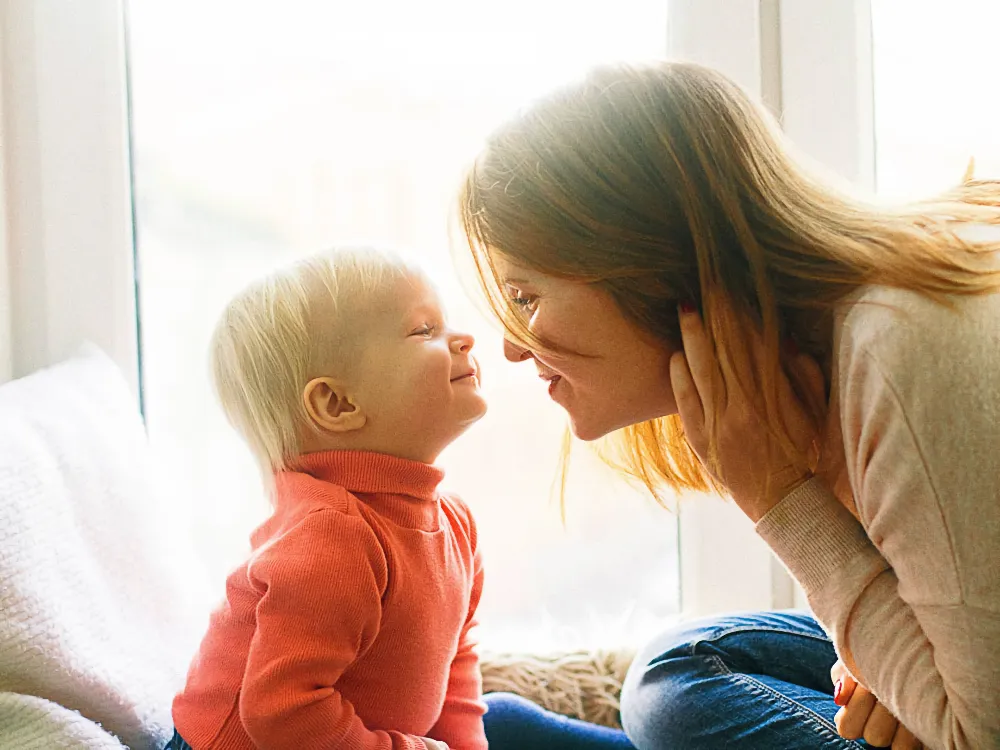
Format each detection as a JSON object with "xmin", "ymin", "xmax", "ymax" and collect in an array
[
  {"xmin": 568, "ymin": 406, "xmax": 672, "ymax": 441},
  {"xmin": 567, "ymin": 415, "xmax": 615, "ymax": 442}
]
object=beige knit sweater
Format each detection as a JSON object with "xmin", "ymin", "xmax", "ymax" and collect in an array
[{"xmin": 757, "ymin": 281, "xmax": 1000, "ymax": 749}]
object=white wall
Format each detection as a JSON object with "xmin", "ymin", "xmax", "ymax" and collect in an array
[{"xmin": 0, "ymin": 0, "xmax": 139, "ymax": 392}]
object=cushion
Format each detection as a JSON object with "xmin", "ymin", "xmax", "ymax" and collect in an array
[
  {"xmin": 0, "ymin": 346, "xmax": 208, "ymax": 749},
  {"xmin": 480, "ymin": 648, "xmax": 635, "ymax": 729},
  {"xmin": 0, "ymin": 694, "xmax": 127, "ymax": 750}
]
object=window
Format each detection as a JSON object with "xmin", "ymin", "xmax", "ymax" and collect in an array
[
  {"xmin": 872, "ymin": 1, "xmax": 1000, "ymax": 199},
  {"xmin": 19, "ymin": 0, "xmax": 886, "ymax": 642},
  {"xmin": 127, "ymin": 0, "xmax": 677, "ymax": 651}
]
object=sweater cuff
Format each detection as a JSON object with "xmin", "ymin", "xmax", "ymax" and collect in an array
[{"xmin": 756, "ymin": 477, "xmax": 888, "ymax": 607}]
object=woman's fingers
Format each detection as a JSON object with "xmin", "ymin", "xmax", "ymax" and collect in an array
[
  {"xmin": 836, "ymin": 684, "xmax": 878, "ymax": 740},
  {"xmin": 863, "ymin": 701, "xmax": 900, "ymax": 747},
  {"xmin": 713, "ymin": 303, "xmax": 755, "ymax": 394},
  {"xmin": 678, "ymin": 306, "xmax": 725, "ymax": 417},
  {"xmin": 829, "ymin": 659, "xmax": 848, "ymax": 684},
  {"xmin": 670, "ymin": 352, "xmax": 706, "ymax": 455},
  {"xmin": 834, "ymin": 672, "xmax": 857, "ymax": 707},
  {"xmin": 673, "ymin": 303, "xmax": 826, "ymax": 517},
  {"xmin": 891, "ymin": 724, "xmax": 923, "ymax": 750},
  {"xmin": 831, "ymin": 674, "xmax": 917, "ymax": 749}
]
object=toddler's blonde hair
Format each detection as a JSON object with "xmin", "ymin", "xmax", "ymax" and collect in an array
[{"xmin": 209, "ymin": 246, "xmax": 411, "ymax": 476}]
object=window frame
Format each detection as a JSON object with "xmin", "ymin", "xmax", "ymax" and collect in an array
[{"xmin": 0, "ymin": 0, "xmax": 140, "ymax": 393}]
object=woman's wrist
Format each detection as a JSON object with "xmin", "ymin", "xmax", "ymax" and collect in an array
[{"xmin": 739, "ymin": 469, "xmax": 815, "ymax": 523}]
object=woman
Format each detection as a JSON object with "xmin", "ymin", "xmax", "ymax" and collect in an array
[{"xmin": 458, "ymin": 62, "xmax": 1000, "ymax": 749}]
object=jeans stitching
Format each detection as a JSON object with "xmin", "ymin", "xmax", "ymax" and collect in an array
[
  {"xmin": 708, "ymin": 654, "xmax": 733, "ymax": 676},
  {"xmin": 681, "ymin": 655, "xmax": 862, "ymax": 749},
  {"xmin": 692, "ymin": 623, "xmax": 833, "ymax": 649},
  {"xmin": 731, "ymin": 672, "xmax": 865, "ymax": 749}
]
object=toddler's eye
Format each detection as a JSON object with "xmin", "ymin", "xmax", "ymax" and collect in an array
[{"xmin": 409, "ymin": 324, "xmax": 436, "ymax": 337}]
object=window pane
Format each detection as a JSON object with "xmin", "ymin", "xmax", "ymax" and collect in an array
[
  {"xmin": 128, "ymin": 1, "xmax": 677, "ymax": 651},
  {"xmin": 873, "ymin": 1, "xmax": 1000, "ymax": 199}
]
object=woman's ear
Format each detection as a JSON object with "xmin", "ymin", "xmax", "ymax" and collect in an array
[{"xmin": 302, "ymin": 377, "xmax": 367, "ymax": 433}]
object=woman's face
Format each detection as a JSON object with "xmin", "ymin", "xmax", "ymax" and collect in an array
[{"xmin": 493, "ymin": 255, "xmax": 678, "ymax": 440}]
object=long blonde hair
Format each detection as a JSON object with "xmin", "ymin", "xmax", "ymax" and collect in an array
[
  {"xmin": 458, "ymin": 61, "xmax": 1000, "ymax": 499},
  {"xmin": 209, "ymin": 247, "xmax": 409, "ymax": 477}
]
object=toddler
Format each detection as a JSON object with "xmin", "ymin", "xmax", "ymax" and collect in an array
[{"xmin": 168, "ymin": 247, "xmax": 489, "ymax": 750}]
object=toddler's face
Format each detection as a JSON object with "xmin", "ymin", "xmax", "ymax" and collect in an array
[{"xmin": 349, "ymin": 272, "xmax": 487, "ymax": 461}]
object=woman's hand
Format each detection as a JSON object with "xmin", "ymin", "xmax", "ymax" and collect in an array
[
  {"xmin": 831, "ymin": 660, "xmax": 922, "ymax": 749},
  {"xmin": 670, "ymin": 304, "xmax": 827, "ymax": 521}
]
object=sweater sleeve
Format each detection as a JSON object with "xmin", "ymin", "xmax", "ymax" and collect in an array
[
  {"xmin": 241, "ymin": 509, "xmax": 425, "ymax": 750},
  {"xmin": 426, "ymin": 499, "xmax": 488, "ymax": 750},
  {"xmin": 757, "ymin": 297, "xmax": 1000, "ymax": 750}
]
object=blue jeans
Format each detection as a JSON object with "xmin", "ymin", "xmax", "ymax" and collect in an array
[
  {"xmin": 620, "ymin": 610, "xmax": 871, "ymax": 749},
  {"xmin": 167, "ymin": 702, "xmax": 631, "ymax": 750},
  {"xmin": 485, "ymin": 692, "xmax": 636, "ymax": 749},
  {"xmin": 164, "ymin": 731, "xmax": 193, "ymax": 750},
  {"xmin": 170, "ymin": 700, "xmax": 632, "ymax": 750}
]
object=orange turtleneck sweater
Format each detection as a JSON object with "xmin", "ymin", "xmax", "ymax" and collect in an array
[{"xmin": 172, "ymin": 451, "xmax": 487, "ymax": 750}]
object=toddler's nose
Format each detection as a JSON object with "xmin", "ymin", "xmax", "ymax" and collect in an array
[{"xmin": 450, "ymin": 331, "xmax": 474, "ymax": 354}]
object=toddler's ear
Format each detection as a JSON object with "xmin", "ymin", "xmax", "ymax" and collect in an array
[{"xmin": 303, "ymin": 377, "xmax": 366, "ymax": 433}]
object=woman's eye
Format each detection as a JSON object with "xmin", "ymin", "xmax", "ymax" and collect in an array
[{"xmin": 507, "ymin": 288, "xmax": 538, "ymax": 314}]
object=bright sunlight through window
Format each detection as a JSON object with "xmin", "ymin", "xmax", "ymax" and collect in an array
[
  {"xmin": 873, "ymin": 0, "xmax": 1000, "ymax": 198},
  {"xmin": 128, "ymin": 1, "xmax": 678, "ymax": 652}
]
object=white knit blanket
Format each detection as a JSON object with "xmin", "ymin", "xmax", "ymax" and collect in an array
[{"xmin": 0, "ymin": 348, "xmax": 208, "ymax": 749}]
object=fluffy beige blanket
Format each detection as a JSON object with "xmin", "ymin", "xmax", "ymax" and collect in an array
[{"xmin": 481, "ymin": 649, "xmax": 635, "ymax": 729}]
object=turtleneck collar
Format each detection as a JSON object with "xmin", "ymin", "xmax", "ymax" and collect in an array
[{"xmin": 282, "ymin": 450, "xmax": 446, "ymax": 530}]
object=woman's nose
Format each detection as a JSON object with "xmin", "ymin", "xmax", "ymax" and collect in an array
[
  {"xmin": 450, "ymin": 331, "xmax": 475, "ymax": 354},
  {"xmin": 503, "ymin": 337, "xmax": 532, "ymax": 363}
]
